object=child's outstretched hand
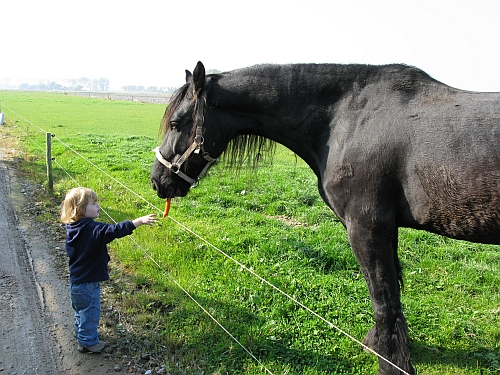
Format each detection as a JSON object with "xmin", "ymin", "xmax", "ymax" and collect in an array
[{"xmin": 133, "ymin": 214, "xmax": 159, "ymax": 227}]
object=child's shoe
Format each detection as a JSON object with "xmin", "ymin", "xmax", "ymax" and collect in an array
[{"xmin": 77, "ymin": 340, "xmax": 106, "ymax": 353}]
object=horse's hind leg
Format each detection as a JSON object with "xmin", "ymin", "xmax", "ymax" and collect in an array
[{"xmin": 348, "ymin": 221, "xmax": 415, "ymax": 375}]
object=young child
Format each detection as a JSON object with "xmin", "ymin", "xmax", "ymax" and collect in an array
[{"xmin": 60, "ymin": 187, "xmax": 158, "ymax": 353}]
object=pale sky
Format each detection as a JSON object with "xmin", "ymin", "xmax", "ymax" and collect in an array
[{"xmin": 2, "ymin": 0, "xmax": 500, "ymax": 91}]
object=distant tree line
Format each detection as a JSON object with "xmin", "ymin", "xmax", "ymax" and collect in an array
[
  {"xmin": 1, "ymin": 77, "xmax": 181, "ymax": 93},
  {"xmin": 121, "ymin": 85, "xmax": 178, "ymax": 93},
  {"xmin": 15, "ymin": 77, "xmax": 110, "ymax": 91}
]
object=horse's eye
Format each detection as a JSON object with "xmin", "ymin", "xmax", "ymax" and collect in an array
[{"xmin": 169, "ymin": 121, "xmax": 179, "ymax": 130}]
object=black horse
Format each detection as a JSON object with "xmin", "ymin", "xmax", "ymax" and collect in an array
[{"xmin": 150, "ymin": 61, "xmax": 500, "ymax": 375}]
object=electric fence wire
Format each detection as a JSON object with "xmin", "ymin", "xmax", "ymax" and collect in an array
[
  {"xmin": 2, "ymin": 102, "xmax": 275, "ymax": 374},
  {"xmin": 53, "ymin": 157, "xmax": 275, "ymax": 375},
  {"xmin": 0, "ymin": 102, "xmax": 411, "ymax": 375},
  {"xmin": 2, "ymin": 103, "xmax": 276, "ymax": 374}
]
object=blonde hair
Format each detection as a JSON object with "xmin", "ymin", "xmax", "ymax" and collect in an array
[{"xmin": 60, "ymin": 187, "xmax": 98, "ymax": 224}]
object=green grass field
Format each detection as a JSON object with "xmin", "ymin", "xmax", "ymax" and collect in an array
[{"xmin": 1, "ymin": 90, "xmax": 500, "ymax": 374}]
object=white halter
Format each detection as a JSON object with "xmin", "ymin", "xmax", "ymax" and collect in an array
[{"xmin": 154, "ymin": 135, "xmax": 216, "ymax": 187}]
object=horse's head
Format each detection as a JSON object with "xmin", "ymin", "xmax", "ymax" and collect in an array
[{"xmin": 150, "ymin": 61, "xmax": 217, "ymax": 198}]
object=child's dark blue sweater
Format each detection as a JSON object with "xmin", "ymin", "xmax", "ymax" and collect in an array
[{"xmin": 65, "ymin": 218, "xmax": 136, "ymax": 284}]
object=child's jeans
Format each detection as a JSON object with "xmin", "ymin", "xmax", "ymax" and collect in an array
[{"xmin": 70, "ymin": 282, "xmax": 101, "ymax": 347}]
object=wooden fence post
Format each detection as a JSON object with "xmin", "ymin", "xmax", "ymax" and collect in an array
[{"xmin": 46, "ymin": 132, "xmax": 53, "ymax": 194}]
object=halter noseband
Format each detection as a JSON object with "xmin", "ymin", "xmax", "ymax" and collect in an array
[{"xmin": 154, "ymin": 130, "xmax": 216, "ymax": 188}]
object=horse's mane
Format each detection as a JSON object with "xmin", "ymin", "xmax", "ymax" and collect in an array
[
  {"xmin": 160, "ymin": 81, "xmax": 276, "ymax": 169},
  {"xmin": 159, "ymin": 83, "xmax": 190, "ymax": 137},
  {"xmin": 223, "ymin": 133, "xmax": 276, "ymax": 169}
]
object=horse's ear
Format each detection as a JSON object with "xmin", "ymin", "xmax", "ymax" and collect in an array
[
  {"xmin": 185, "ymin": 70, "xmax": 192, "ymax": 83},
  {"xmin": 192, "ymin": 61, "xmax": 206, "ymax": 94}
]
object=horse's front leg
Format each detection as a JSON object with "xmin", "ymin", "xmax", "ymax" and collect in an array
[{"xmin": 347, "ymin": 221, "xmax": 415, "ymax": 375}]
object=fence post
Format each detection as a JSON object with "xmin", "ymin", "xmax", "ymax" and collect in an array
[{"xmin": 46, "ymin": 132, "xmax": 53, "ymax": 194}]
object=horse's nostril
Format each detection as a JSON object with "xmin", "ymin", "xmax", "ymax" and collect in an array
[{"xmin": 151, "ymin": 179, "xmax": 158, "ymax": 192}]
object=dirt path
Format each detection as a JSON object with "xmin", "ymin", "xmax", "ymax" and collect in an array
[{"xmin": 0, "ymin": 148, "xmax": 119, "ymax": 374}]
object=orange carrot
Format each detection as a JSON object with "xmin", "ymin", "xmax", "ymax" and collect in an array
[{"xmin": 163, "ymin": 197, "xmax": 171, "ymax": 218}]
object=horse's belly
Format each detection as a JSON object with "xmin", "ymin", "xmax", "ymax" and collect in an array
[{"xmin": 410, "ymin": 164, "xmax": 500, "ymax": 244}]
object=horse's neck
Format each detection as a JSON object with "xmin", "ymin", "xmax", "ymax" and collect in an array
[
  {"xmin": 209, "ymin": 69, "xmax": 345, "ymax": 174},
  {"xmin": 213, "ymin": 66, "xmax": 348, "ymax": 113},
  {"xmin": 210, "ymin": 67, "xmax": 348, "ymax": 125}
]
